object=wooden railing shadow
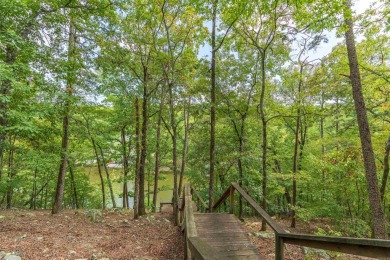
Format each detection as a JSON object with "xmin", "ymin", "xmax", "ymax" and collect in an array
[{"xmin": 179, "ymin": 182, "xmax": 390, "ymax": 260}]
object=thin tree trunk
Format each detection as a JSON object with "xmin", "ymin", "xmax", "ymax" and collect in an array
[
  {"xmin": 52, "ymin": 20, "xmax": 76, "ymax": 214},
  {"xmin": 25, "ymin": 182, "xmax": 48, "ymax": 207},
  {"xmin": 179, "ymin": 100, "xmax": 190, "ymax": 197},
  {"xmin": 168, "ymin": 82, "xmax": 179, "ymax": 225},
  {"xmin": 134, "ymin": 99, "xmax": 141, "ymax": 218},
  {"xmin": 6, "ymin": 136, "xmax": 15, "ymax": 209},
  {"xmin": 344, "ymin": 0, "xmax": 387, "ymax": 239},
  {"xmin": 138, "ymin": 68, "xmax": 149, "ymax": 216},
  {"xmin": 31, "ymin": 166, "xmax": 37, "ymax": 210},
  {"xmin": 68, "ymin": 162, "xmax": 79, "ymax": 209},
  {"xmin": 291, "ymin": 107, "xmax": 301, "ymax": 228},
  {"xmin": 98, "ymin": 144, "xmax": 116, "ymax": 208},
  {"xmin": 291, "ymin": 62, "xmax": 305, "ymax": 228},
  {"xmin": 83, "ymin": 114, "xmax": 106, "ymax": 210},
  {"xmin": 238, "ymin": 136, "xmax": 244, "ymax": 220},
  {"xmin": 259, "ymin": 52, "xmax": 268, "ymax": 231},
  {"xmin": 380, "ymin": 135, "xmax": 390, "ymax": 202},
  {"xmin": 121, "ymin": 127, "xmax": 129, "ymax": 209},
  {"xmin": 320, "ymin": 92, "xmax": 325, "ymax": 200},
  {"xmin": 153, "ymin": 87, "xmax": 165, "ymax": 212},
  {"xmin": 147, "ymin": 167, "xmax": 150, "ymax": 206},
  {"xmin": 209, "ymin": 0, "xmax": 217, "ymax": 210},
  {"xmin": 335, "ymin": 97, "xmax": 340, "ymax": 151},
  {"xmin": 92, "ymin": 137, "xmax": 105, "ymax": 210}
]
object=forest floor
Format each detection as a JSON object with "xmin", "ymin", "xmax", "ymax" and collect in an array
[
  {"xmin": 0, "ymin": 208, "xmax": 183, "ymax": 260},
  {"xmin": 0, "ymin": 209, "xmax": 376, "ymax": 260}
]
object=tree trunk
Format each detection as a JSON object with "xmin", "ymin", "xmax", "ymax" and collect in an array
[
  {"xmin": 92, "ymin": 137, "xmax": 106, "ymax": 210},
  {"xmin": 153, "ymin": 87, "xmax": 165, "ymax": 212},
  {"xmin": 168, "ymin": 82, "xmax": 179, "ymax": 225},
  {"xmin": 259, "ymin": 53, "xmax": 268, "ymax": 231},
  {"xmin": 343, "ymin": 0, "xmax": 387, "ymax": 239},
  {"xmin": 291, "ymin": 62, "xmax": 306, "ymax": 228},
  {"xmin": 52, "ymin": 20, "xmax": 76, "ymax": 214},
  {"xmin": 6, "ymin": 137, "xmax": 15, "ymax": 209},
  {"xmin": 138, "ymin": 68, "xmax": 149, "ymax": 216},
  {"xmin": 320, "ymin": 92, "xmax": 325, "ymax": 200},
  {"xmin": 98, "ymin": 144, "xmax": 116, "ymax": 208},
  {"xmin": 291, "ymin": 107, "xmax": 301, "ymax": 228},
  {"xmin": 208, "ymin": 0, "xmax": 218, "ymax": 211},
  {"xmin": 30, "ymin": 166, "xmax": 37, "ymax": 210},
  {"xmin": 134, "ymin": 98, "xmax": 141, "ymax": 218},
  {"xmin": 380, "ymin": 135, "xmax": 390, "ymax": 202},
  {"xmin": 121, "ymin": 127, "xmax": 129, "ymax": 209},
  {"xmin": 68, "ymin": 162, "xmax": 79, "ymax": 209},
  {"xmin": 238, "ymin": 136, "xmax": 244, "ymax": 220},
  {"xmin": 179, "ymin": 100, "xmax": 190, "ymax": 197}
]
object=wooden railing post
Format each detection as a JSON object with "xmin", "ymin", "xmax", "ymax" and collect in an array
[
  {"xmin": 229, "ymin": 185, "xmax": 234, "ymax": 214},
  {"xmin": 275, "ymin": 234, "xmax": 284, "ymax": 260}
]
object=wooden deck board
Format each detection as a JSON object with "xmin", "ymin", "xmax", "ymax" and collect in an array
[{"xmin": 193, "ymin": 213, "xmax": 261, "ymax": 259}]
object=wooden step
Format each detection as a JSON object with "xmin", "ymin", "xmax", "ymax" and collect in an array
[{"xmin": 192, "ymin": 213, "xmax": 261, "ymax": 259}]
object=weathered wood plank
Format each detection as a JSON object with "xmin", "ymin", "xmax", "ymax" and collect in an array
[
  {"xmin": 197, "ymin": 231, "xmax": 245, "ymax": 237},
  {"xmin": 188, "ymin": 236, "xmax": 220, "ymax": 260},
  {"xmin": 280, "ymin": 233, "xmax": 390, "ymax": 259},
  {"xmin": 221, "ymin": 249, "xmax": 260, "ymax": 256},
  {"xmin": 185, "ymin": 183, "xmax": 197, "ymax": 238},
  {"xmin": 209, "ymin": 244, "xmax": 257, "ymax": 250},
  {"xmin": 191, "ymin": 211, "xmax": 261, "ymax": 259},
  {"xmin": 185, "ymin": 185, "xmax": 262, "ymax": 259}
]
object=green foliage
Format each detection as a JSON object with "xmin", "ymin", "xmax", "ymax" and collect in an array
[
  {"xmin": 315, "ymin": 227, "xmax": 342, "ymax": 237},
  {"xmin": 0, "ymin": 0, "xmax": 388, "ymax": 240}
]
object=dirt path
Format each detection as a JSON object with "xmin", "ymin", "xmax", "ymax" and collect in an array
[{"xmin": 0, "ymin": 209, "xmax": 184, "ymax": 260}]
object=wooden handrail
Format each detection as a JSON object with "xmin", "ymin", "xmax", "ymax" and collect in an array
[
  {"xmin": 180, "ymin": 183, "xmax": 200, "ymax": 259},
  {"xmin": 279, "ymin": 233, "xmax": 390, "ymax": 259},
  {"xmin": 187, "ymin": 237, "xmax": 219, "ymax": 260},
  {"xmin": 211, "ymin": 182, "xmax": 390, "ymax": 260},
  {"xmin": 181, "ymin": 183, "xmax": 230, "ymax": 259},
  {"xmin": 191, "ymin": 187, "xmax": 209, "ymax": 212},
  {"xmin": 232, "ymin": 183, "xmax": 285, "ymax": 234},
  {"xmin": 184, "ymin": 183, "xmax": 197, "ymax": 238}
]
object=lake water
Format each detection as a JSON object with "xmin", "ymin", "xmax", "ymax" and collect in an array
[{"xmin": 84, "ymin": 167, "xmax": 176, "ymax": 209}]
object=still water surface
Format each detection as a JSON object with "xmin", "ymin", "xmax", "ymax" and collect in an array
[{"xmin": 85, "ymin": 167, "xmax": 175, "ymax": 209}]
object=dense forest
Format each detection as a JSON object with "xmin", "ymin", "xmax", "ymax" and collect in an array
[{"xmin": 0, "ymin": 0, "xmax": 389, "ymax": 239}]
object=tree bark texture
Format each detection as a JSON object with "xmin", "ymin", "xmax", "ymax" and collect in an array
[
  {"xmin": 138, "ymin": 68, "xmax": 149, "ymax": 216},
  {"xmin": 259, "ymin": 53, "xmax": 268, "ymax": 231},
  {"xmin": 343, "ymin": 0, "xmax": 387, "ymax": 239},
  {"xmin": 209, "ymin": 0, "xmax": 217, "ymax": 210},
  {"xmin": 134, "ymin": 99, "xmax": 141, "ymax": 218},
  {"xmin": 121, "ymin": 127, "xmax": 129, "ymax": 209},
  {"xmin": 168, "ymin": 82, "xmax": 178, "ymax": 225},
  {"xmin": 380, "ymin": 135, "xmax": 390, "ymax": 202},
  {"xmin": 179, "ymin": 100, "xmax": 190, "ymax": 197}
]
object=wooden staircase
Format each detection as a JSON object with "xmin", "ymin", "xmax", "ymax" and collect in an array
[
  {"xmin": 179, "ymin": 182, "xmax": 390, "ymax": 260},
  {"xmin": 193, "ymin": 213, "xmax": 261, "ymax": 259}
]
